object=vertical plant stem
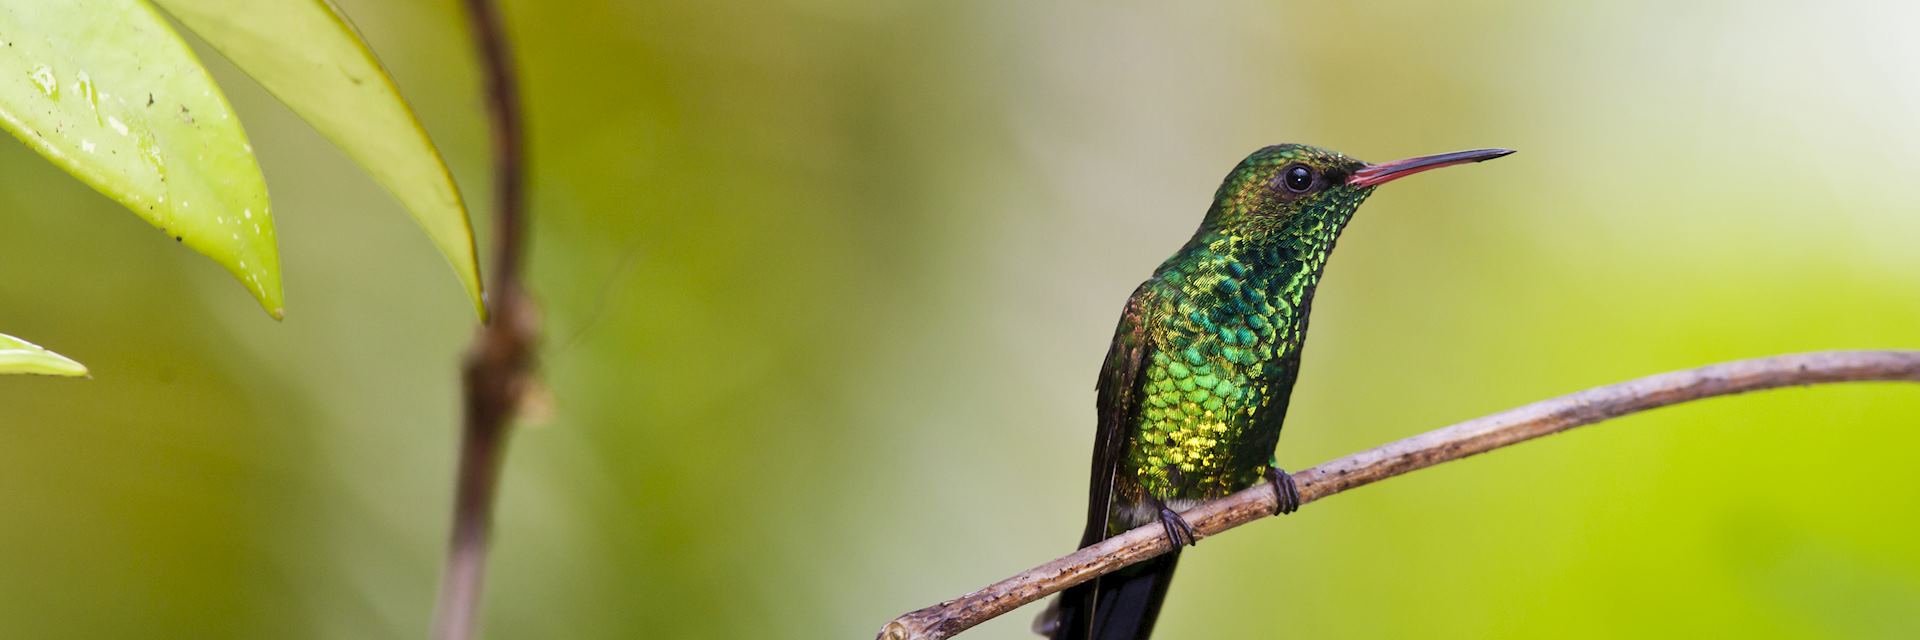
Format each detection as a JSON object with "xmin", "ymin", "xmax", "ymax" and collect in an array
[{"xmin": 433, "ymin": 0, "xmax": 535, "ymax": 638}]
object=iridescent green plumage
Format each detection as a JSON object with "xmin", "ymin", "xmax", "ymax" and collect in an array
[
  {"xmin": 1116, "ymin": 144, "xmax": 1370, "ymax": 506},
  {"xmin": 1046, "ymin": 143, "xmax": 1511, "ymax": 640}
]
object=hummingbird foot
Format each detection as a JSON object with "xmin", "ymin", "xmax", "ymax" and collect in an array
[
  {"xmin": 1266, "ymin": 466, "xmax": 1301, "ymax": 515},
  {"xmin": 1153, "ymin": 500, "xmax": 1197, "ymax": 547}
]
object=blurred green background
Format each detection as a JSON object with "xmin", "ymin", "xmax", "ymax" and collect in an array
[{"xmin": 2, "ymin": 0, "xmax": 1918, "ymax": 637}]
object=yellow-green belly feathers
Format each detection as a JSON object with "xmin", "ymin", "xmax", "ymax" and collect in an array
[{"xmin": 1114, "ymin": 145, "xmax": 1367, "ymax": 509}]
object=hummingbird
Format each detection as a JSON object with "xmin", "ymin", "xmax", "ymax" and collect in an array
[{"xmin": 1039, "ymin": 144, "xmax": 1513, "ymax": 640}]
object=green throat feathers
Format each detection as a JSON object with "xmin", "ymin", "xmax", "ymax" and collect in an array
[{"xmin": 1114, "ymin": 144, "xmax": 1376, "ymax": 504}]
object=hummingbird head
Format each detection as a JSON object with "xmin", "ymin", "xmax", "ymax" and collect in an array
[{"xmin": 1199, "ymin": 143, "xmax": 1513, "ymax": 237}]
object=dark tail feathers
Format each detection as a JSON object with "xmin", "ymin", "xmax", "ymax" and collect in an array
[{"xmin": 1038, "ymin": 551, "xmax": 1180, "ymax": 640}]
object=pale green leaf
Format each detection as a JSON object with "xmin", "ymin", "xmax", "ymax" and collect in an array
[
  {"xmin": 0, "ymin": 1, "xmax": 283, "ymax": 318},
  {"xmin": 154, "ymin": 0, "xmax": 485, "ymax": 319},
  {"xmin": 0, "ymin": 332, "xmax": 86, "ymax": 377}
]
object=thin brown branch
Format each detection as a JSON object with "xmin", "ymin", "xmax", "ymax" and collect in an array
[
  {"xmin": 878, "ymin": 349, "xmax": 1920, "ymax": 640},
  {"xmin": 433, "ymin": 0, "xmax": 536, "ymax": 638}
]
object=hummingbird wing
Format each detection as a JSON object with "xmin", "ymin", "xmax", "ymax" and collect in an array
[
  {"xmin": 1080, "ymin": 282, "xmax": 1157, "ymax": 548},
  {"xmin": 1042, "ymin": 283, "xmax": 1161, "ymax": 640}
]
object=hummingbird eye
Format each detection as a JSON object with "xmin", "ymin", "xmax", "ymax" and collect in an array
[{"xmin": 1281, "ymin": 165, "xmax": 1315, "ymax": 193}]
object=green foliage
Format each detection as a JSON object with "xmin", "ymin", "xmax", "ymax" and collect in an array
[
  {"xmin": 0, "ymin": 0, "xmax": 282, "ymax": 316},
  {"xmin": 152, "ymin": 0, "xmax": 485, "ymax": 319},
  {"xmin": 0, "ymin": 0, "xmax": 477, "ymax": 319},
  {"xmin": 0, "ymin": 2, "xmax": 1916, "ymax": 638},
  {"xmin": 0, "ymin": 333, "xmax": 84, "ymax": 377}
]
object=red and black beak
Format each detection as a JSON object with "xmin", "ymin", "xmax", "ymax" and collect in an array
[{"xmin": 1348, "ymin": 148, "xmax": 1514, "ymax": 187}]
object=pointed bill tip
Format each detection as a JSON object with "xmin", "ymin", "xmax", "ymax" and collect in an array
[{"xmin": 1348, "ymin": 148, "xmax": 1515, "ymax": 187}]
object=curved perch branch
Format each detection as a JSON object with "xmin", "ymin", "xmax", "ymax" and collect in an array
[{"xmin": 878, "ymin": 350, "xmax": 1920, "ymax": 640}]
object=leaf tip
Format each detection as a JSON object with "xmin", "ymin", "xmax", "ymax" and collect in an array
[
  {"xmin": 0, "ymin": 333, "xmax": 88, "ymax": 377},
  {"xmin": 242, "ymin": 262, "xmax": 286, "ymax": 321},
  {"xmin": 45, "ymin": 358, "xmax": 88, "ymax": 378},
  {"xmin": 471, "ymin": 280, "xmax": 489, "ymax": 323}
]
